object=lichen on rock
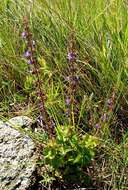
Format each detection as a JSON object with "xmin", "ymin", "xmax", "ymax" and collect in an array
[{"xmin": 0, "ymin": 116, "xmax": 37, "ymax": 190}]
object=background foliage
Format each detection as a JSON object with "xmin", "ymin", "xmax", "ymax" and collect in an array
[{"xmin": 0, "ymin": 0, "xmax": 128, "ymax": 189}]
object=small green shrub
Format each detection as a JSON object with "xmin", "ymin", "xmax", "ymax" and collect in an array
[{"xmin": 43, "ymin": 125, "xmax": 98, "ymax": 184}]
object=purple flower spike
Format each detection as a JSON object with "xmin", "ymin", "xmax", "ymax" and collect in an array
[
  {"xmin": 67, "ymin": 52, "xmax": 76, "ymax": 62},
  {"xmin": 24, "ymin": 50, "xmax": 31, "ymax": 58},
  {"xmin": 95, "ymin": 123, "xmax": 101, "ymax": 129},
  {"xmin": 22, "ymin": 31, "xmax": 26, "ymax": 39}
]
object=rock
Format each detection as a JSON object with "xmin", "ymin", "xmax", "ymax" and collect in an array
[
  {"xmin": 8, "ymin": 116, "xmax": 32, "ymax": 130},
  {"xmin": 8, "ymin": 116, "xmax": 43, "ymax": 133},
  {"xmin": 0, "ymin": 116, "xmax": 37, "ymax": 190}
]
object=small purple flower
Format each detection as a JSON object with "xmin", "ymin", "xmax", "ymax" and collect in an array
[
  {"xmin": 107, "ymin": 99, "xmax": 113, "ymax": 110},
  {"xmin": 107, "ymin": 99, "xmax": 112, "ymax": 106},
  {"xmin": 65, "ymin": 110, "xmax": 70, "ymax": 118},
  {"xmin": 67, "ymin": 52, "xmax": 76, "ymax": 62},
  {"xmin": 101, "ymin": 113, "xmax": 108, "ymax": 122},
  {"xmin": 65, "ymin": 97, "xmax": 71, "ymax": 105},
  {"xmin": 95, "ymin": 123, "xmax": 101, "ymax": 129},
  {"xmin": 24, "ymin": 50, "xmax": 31, "ymax": 58},
  {"xmin": 22, "ymin": 31, "xmax": 26, "ymax": 39},
  {"xmin": 27, "ymin": 59, "xmax": 33, "ymax": 64}
]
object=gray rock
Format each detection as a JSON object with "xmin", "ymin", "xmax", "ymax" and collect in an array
[
  {"xmin": 0, "ymin": 117, "xmax": 37, "ymax": 190},
  {"xmin": 8, "ymin": 116, "xmax": 32, "ymax": 130}
]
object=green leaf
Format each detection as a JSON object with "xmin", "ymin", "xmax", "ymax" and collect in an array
[{"xmin": 73, "ymin": 154, "xmax": 82, "ymax": 164}]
